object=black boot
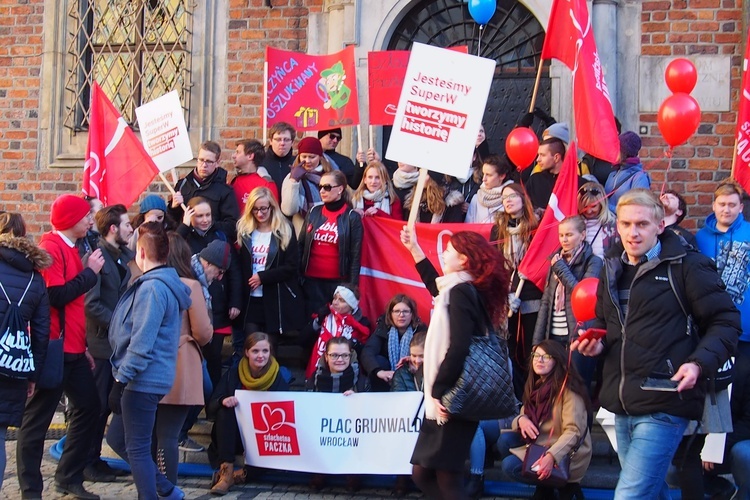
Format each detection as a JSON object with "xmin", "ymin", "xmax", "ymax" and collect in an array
[
  {"xmin": 558, "ymin": 482, "xmax": 584, "ymax": 500},
  {"xmin": 531, "ymin": 484, "xmax": 557, "ymax": 500},
  {"xmin": 466, "ymin": 473, "xmax": 484, "ymax": 498}
]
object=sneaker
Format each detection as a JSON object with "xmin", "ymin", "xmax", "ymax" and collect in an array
[
  {"xmin": 159, "ymin": 485, "xmax": 185, "ymax": 499},
  {"xmin": 178, "ymin": 437, "xmax": 205, "ymax": 452}
]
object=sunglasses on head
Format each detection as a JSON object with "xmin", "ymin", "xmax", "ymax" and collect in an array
[
  {"xmin": 319, "ymin": 184, "xmax": 341, "ymax": 192},
  {"xmin": 579, "ymin": 187, "xmax": 602, "ymax": 196}
]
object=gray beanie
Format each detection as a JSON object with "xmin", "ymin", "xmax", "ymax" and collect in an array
[{"xmin": 199, "ymin": 240, "xmax": 231, "ymax": 271}]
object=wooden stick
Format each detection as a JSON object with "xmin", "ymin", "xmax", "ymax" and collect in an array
[
  {"xmin": 169, "ymin": 168, "xmax": 178, "ymax": 185},
  {"xmin": 407, "ymin": 168, "xmax": 430, "ymax": 230},
  {"xmin": 508, "ymin": 278, "xmax": 525, "ymax": 318},
  {"xmin": 263, "ymin": 61, "xmax": 269, "ymax": 145},
  {"xmin": 158, "ymin": 172, "xmax": 187, "ymax": 210},
  {"xmin": 529, "ymin": 61, "xmax": 544, "ymax": 113},
  {"xmin": 368, "ymin": 125, "xmax": 374, "ymax": 152},
  {"xmin": 731, "ymin": 135, "xmax": 739, "ymax": 177},
  {"xmin": 357, "ymin": 123, "xmax": 365, "ymax": 167}
]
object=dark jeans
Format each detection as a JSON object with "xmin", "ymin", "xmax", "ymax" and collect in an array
[
  {"xmin": 108, "ymin": 390, "xmax": 175, "ymax": 499},
  {"xmin": 302, "ymin": 277, "xmax": 340, "ymax": 320},
  {"xmin": 209, "ymin": 405, "xmax": 244, "ymax": 467},
  {"xmin": 87, "ymin": 356, "xmax": 114, "ymax": 465},
  {"xmin": 155, "ymin": 404, "xmax": 190, "ymax": 484},
  {"xmin": 16, "ymin": 354, "xmax": 99, "ymax": 495},
  {"xmin": 203, "ymin": 333, "xmax": 226, "ymax": 389}
]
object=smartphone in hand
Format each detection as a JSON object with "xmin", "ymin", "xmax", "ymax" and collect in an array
[
  {"xmin": 577, "ymin": 328, "xmax": 606, "ymax": 343},
  {"xmin": 640, "ymin": 377, "xmax": 679, "ymax": 392}
]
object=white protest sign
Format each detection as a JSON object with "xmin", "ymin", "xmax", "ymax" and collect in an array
[
  {"xmin": 135, "ymin": 90, "xmax": 192, "ymax": 172},
  {"xmin": 234, "ymin": 391, "xmax": 424, "ymax": 474},
  {"xmin": 385, "ymin": 43, "xmax": 495, "ymax": 177}
]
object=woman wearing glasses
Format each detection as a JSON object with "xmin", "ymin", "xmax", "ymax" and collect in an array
[
  {"xmin": 236, "ymin": 187, "xmax": 303, "ymax": 350},
  {"xmin": 361, "ymin": 294, "xmax": 427, "ymax": 392},
  {"xmin": 492, "ymin": 183, "xmax": 542, "ymax": 399},
  {"xmin": 351, "ymin": 161, "xmax": 404, "ymax": 220},
  {"xmin": 465, "ymin": 155, "xmax": 516, "ymax": 224},
  {"xmin": 281, "ymin": 136, "xmax": 334, "ymax": 235},
  {"xmin": 499, "ymin": 340, "xmax": 592, "ymax": 500},
  {"xmin": 577, "ymin": 182, "xmax": 616, "ymax": 259},
  {"xmin": 298, "ymin": 169, "xmax": 363, "ymax": 319}
]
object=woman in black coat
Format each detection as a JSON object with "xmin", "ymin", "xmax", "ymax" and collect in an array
[
  {"xmin": 401, "ymin": 228, "xmax": 510, "ymax": 500},
  {"xmin": 360, "ymin": 294, "xmax": 426, "ymax": 392},
  {"xmin": 0, "ymin": 214, "xmax": 51, "ymax": 489},
  {"xmin": 236, "ymin": 187, "xmax": 304, "ymax": 349}
]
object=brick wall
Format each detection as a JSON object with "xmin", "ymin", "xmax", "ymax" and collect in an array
[{"xmin": 640, "ymin": 0, "xmax": 743, "ymax": 229}]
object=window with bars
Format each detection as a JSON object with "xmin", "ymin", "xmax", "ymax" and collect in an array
[{"xmin": 63, "ymin": 0, "xmax": 193, "ymax": 132}]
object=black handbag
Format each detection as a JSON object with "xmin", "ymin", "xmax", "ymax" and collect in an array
[
  {"xmin": 521, "ymin": 443, "xmax": 571, "ymax": 489},
  {"xmin": 441, "ymin": 286, "xmax": 518, "ymax": 420}
]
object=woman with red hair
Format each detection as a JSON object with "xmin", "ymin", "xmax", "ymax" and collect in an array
[{"xmin": 401, "ymin": 227, "xmax": 510, "ymax": 499}]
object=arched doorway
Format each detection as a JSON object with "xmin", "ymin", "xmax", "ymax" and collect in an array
[{"xmin": 385, "ymin": 0, "xmax": 550, "ymax": 156}]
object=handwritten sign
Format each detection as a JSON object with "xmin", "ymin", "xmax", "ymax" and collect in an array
[
  {"xmin": 385, "ymin": 43, "xmax": 495, "ymax": 177},
  {"xmin": 135, "ymin": 91, "xmax": 192, "ymax": 172}
]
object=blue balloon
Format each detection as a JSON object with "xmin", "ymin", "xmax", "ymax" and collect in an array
[{"xmin": 468, "ymin": 0, "xmax": 497, "ymax": 25}]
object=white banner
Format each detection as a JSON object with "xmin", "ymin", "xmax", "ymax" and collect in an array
[
  {"xmin": 135, "ymin": 90, "xmax": 192, "ymax": 172},
  {"xmin": 234, "ymin": 391, "xmax": 424, "ymax": 474},
  {"xmin": 385, "ymin": 43, "xmax": 496, "ymax": 178}
]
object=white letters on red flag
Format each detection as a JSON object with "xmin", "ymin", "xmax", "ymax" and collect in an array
[
  {"xmin": 541, "ymin": 0, "xmax": 619, "ymax": 164},
  {"xmin": 734, "ymin": 37, "xmax": 750, "ymax": 192},
  {"xmin": 359, "ymin": 218, "xmax": 492, "ymax": 325},
  {"xmin": 83, "ymin": 82, "xmax": 159, "ymax": 207},
  {"xmin": 517, "ymin": 142, "xmax": 580, "ymax": 290}
]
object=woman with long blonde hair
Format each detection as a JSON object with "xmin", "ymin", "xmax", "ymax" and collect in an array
[
  {"xmin": 403, "ymin": 174, "xmax": 447, "ymax": 223},
  {"xmin": 351, "ymin": 161, "xmax": 403, "ymax": 219},
  {"xmin": 236, "ymin": 187, "xmax": 303, "ymax": 348}
]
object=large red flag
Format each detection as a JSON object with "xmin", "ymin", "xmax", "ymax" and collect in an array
[
  {"xmin": 517, "ymin": 142, "xmax": 581, "ymax": 290},
  {"xmin": 359, "ymin": 218, "xmax": 492, "ymax": 326},
  {"xmin": 734, "ymin": 35, "xmax": 750, "ymax": 192},
  {"xmin": 82, "ymin": 83, "xmax": 159, "ymax": 207},
  {"xmin": 265, "ymin": 46, "xmax": 360, "ymax": 130},
  {"xmin": 541, "ymin": 0, "xmax": 619, "ymax": 164}
]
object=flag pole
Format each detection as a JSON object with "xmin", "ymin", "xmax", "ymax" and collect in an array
[
  {"xmin": 407, "ymin": 169, "xmax": 430, "ymax": 230},
  {"xmin": 263, "ymin": 61, "xmax": 269, "ymax": 145},
  {"xmin": 508, "ymin": 279, "xmax": 524, "ymax": 318},
  {"xmin": 158, "ymin": 172, "xmax": 187, "ymax": 210},
  {"xmin": 357, "ymin": 124, "xmax": 365, "ymax": 167},
  {"xmin": 731, "ymin": 136, "xmax": 739, "ymax": 177},
  {"xmin": 368, "ymin": 125, "xmax": 374, "ymax": 152},
  {"xmin": 529, "ymin": 60, "xmax": 544, "ymax": 113}
]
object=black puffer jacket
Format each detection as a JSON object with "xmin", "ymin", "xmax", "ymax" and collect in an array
[
  {"xmin": 0, "ymin": 235, "xmax": 51, "ymax": 426},
  {"xmin": 299, "ymin": 204, "xmax": 363, "ymax": 284},
  {"xmin": 533, "ymin": 241, "xmax": 603, "ymax": 344},
  {"xmin": 594, "ymin": 230, "xmax": 740, "ymax": 420},
  {"xmin": 170, "ymin": 168, "xmax": 240, "ymax": 240}
]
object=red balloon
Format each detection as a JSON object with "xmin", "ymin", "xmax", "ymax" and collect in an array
[
  {"xmin": 657, "ymin": 93, "xmax": 701, "ymax": 148},
  {"xmin": 571, "ymin": 277, "xmax": 599, "ymax": 322},
  {"xmin": 665, "ymin": 58, "xmax": 698, "ymax": 94},
  {"xmin": 505, "ymin": 127, "xmax": 539, "ymax": 170}
]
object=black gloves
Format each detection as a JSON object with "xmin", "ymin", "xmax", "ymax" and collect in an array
[
  {"xmin": 519, "ymin": 112, "xmax": 535, "ymax": 128},
  {"xmin": 517, "ymin": 107, "xmax": 556, "ymax": 128},
  {"xmin": 108, "ymin": 380, "xmax": 127, "ymax": 415}
]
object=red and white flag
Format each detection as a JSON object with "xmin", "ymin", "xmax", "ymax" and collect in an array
[
  {"xmin": 734, "ymin": 36, "xmax": 750, "ymax": 193},
  {"xmin": 359, "ymin": 218, "xmax": 492, "ymax": 326},
  {"xmin": 82, "ymin": 82, "xmax": 159, "ymax": 207},
  {"xmin": 517, "ymin": 142, "xmax": 581, "ymax": 290},
  {"xmin": 541, "ymin": 0, "xmax": 619, "ymax": 164}
]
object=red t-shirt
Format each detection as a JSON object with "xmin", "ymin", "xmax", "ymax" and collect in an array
[
  {"xmin": 39, "ymin": 232, "xmax": 88, "ymax": 354},
  {"xmin": 305, "ymin": 205, "xmax": 347, "ymax": 280},
  {"xmin": 232, "ymin": 172, "xmax": 279, "ymax": 214}
]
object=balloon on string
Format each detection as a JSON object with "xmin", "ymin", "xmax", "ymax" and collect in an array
[
  {"xmin": 664, "ymin": 58, "xmax": 698, "ymax": 94},
  {"xmin": 505, "ymin": 127, "xmax": 539, "ymax": 170},
  {"xmin": 657, "ymin": 93, "xmax": 701, "ymax": 148},
  {"xmin": 468, "ymin": 0, "xmax": 497, "ymax": 25},
  {"xmin": 571, "ymin": 277, "xmax": 599, "ymax": 322}
]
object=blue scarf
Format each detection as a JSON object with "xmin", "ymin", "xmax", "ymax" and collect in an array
[
  {"xmin": 190, "ymin": 254, "xmax": 213, "ymax": 322},
  {"xmin": 387, "ymin": 326, "xmax": 414, "ymax": 370}
]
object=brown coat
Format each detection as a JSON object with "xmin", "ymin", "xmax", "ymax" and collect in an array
[
  {"xmin": 160, "ymin": 278, "xmax": 213, "ymax": 406},
  {"xmin": 510, "ymin": 388, "xmax": 592, "ymax": 484}
]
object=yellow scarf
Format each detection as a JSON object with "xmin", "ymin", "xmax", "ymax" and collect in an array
[{"xmin": 238, "ymin": 356, "xmax": 280, "ymax": 391}]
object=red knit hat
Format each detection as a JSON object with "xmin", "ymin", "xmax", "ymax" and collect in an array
[
  {"xmin": 297, "ymin": 137, "xmax": 323, "ymax": 156},
  {"xmin": 50, "ymin": 194, "xmax": 91, "ymax": 230}
]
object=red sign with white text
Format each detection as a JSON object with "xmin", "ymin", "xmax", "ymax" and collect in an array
[{"xmin": 250, "ymin": 401, "xmax": 300, "ymax": 456}]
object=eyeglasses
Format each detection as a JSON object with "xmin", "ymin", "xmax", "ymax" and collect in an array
[
  {"xmin": 328, "ymin": 134, "xmax": 342, "ymax": 141},
  {"xmin": 272, "ymin": 137, "xmax": 292, "ymax": 143},
  {"xmin": 392, "ymin": 309, "xmax": 412, "ymax": 316},
  {"xmin": 327, "ymin": 353, "xmax": 351, "ymax": 360},
  {"xmin": 196, "ymin": 158, "xmax": 217, "ymax": 165},
  {"xmin": 501, "ymin": 193, "xmax": 520, "ymax": 201},
  {"xmin": 252, "ymin": 206, "xmax": 271, "ymax": 214},
  {"xmin": 319, "ymin": 184, "xmax": 341, "ymax": 192},
  {"xmin": 531, "ymin": 353, "xmax": 553, "ymax": 362},
  {"xmin": 578, "ymin": 187, "xmax": 602, "ymax": 196}
]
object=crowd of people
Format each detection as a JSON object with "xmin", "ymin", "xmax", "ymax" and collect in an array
[{"xmin": 0, "ymin": 117, "xmax": 747, "ymax": 500}]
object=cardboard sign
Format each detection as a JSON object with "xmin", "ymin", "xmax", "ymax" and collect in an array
[
  {"xmin": 385, "ymin": 43, "xmax": 495, "ymax": 177},
  {"xmin": 135, "ymin": 90, "xmax": 192, "ymax": 172}
]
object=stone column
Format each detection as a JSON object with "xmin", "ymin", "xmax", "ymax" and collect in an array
[{"xmin": 592, "ymin": 0, "xmax": 619, "ymax": 116}]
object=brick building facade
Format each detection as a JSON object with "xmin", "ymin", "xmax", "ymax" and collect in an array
[{"xmin": 0, "ymin": 0, "xmax": 746, "ymax": 236}]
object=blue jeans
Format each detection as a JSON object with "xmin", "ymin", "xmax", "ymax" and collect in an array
[
  {"xmin": 731, "ymin": 440, "xmax": 750, "ymax": 499},
  {"xmin": 469, "ymin": 420, "xmax": 503, "ymax": 475},
  {"xmin": 614, "ymin": 412, "xmax": 689, "ymax": 500},
  {"xmin": 499, "ymin": 431, "xmax": 538, "ymax": 485},
  {"xmin": 115, "ymin": 390, "xmax": 176, "ymax": 499}
]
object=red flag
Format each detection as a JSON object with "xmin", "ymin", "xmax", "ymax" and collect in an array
[
  {"xmin": 541, "ymin": 0, "xmax": 619, "ymax": 164},
  {"xmin": 517, "ymin": 142, "xmax": 581, "ymax": 290},
  {"xmin": 734, "ymin": 36, "xmax": 750, "ymax": 192},
  {"xmin": 83, "ymin": 83, "xmax": 159, "ymax": 207},
  {"xmin": 359, "ymin": 217, "xmax": 492, "ymax": 326},
  {"xmin": 265, "ymin": 46, "xmax": 360, "ymax": 130}
]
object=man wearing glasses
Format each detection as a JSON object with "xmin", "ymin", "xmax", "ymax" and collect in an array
[
  {"xmin": 170, "ymin": 140, "xmax": 240, "ymax": 240},
  {"xmin": 261, "ymin": 122, "xmax": 297, "ymax": 194},
  {"xmin": 318, "ymin": 127, "xmax": 356, "ymax": 188}
]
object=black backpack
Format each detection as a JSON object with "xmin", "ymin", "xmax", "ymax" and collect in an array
[{"xmin": 0, "ymin": 275, "xmax": 35, "ymax": 379}]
